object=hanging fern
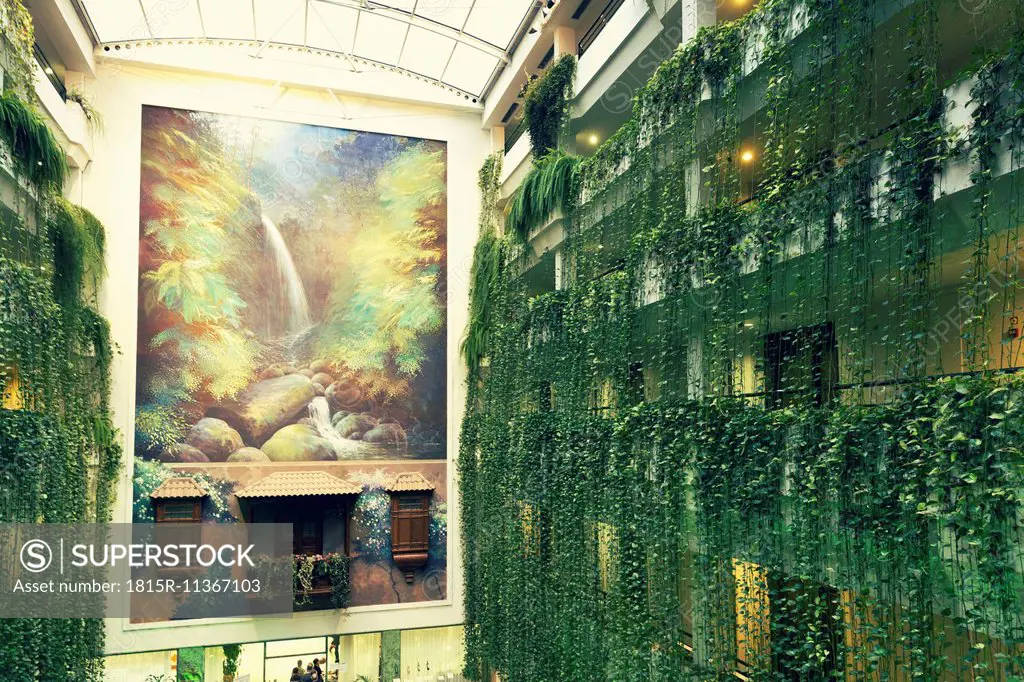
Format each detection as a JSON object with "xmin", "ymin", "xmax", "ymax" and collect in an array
[
  {"xmin": 463, "ymin": 232, "xmax": 503, "ymax": 373},
  {"xmin": 0, "ymin": 93, "xmax": 67, "ymax": 190},
  {"xmin": 506, "ymin": 150, "xmax": 580, "ymax": 242}
]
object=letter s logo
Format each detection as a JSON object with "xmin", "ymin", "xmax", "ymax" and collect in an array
[{"xmin": 20, "ymin": 540, "xmax": 52, "ymax": 573}]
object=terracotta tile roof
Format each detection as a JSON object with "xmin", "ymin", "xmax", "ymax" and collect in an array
[
  {"xmin": 235, "ymin": 471, "xmax": 362, "ymax": 498},
  {"xmin": 385, "ymin": 472, "xmax": 435, "ymax": 492},
  {"xmin": 150, "ymin": 477, "xmax": 208, "ymax": 500}
]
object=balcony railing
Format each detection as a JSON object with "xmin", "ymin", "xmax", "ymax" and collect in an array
[{"xmin": 578, "ymin": 0, "xmax": 627, "ymax": 57}]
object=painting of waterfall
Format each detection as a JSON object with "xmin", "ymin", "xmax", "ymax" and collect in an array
[{"xmin": 134, "ymin": 106, "xmax": 448, "ymax": 466}]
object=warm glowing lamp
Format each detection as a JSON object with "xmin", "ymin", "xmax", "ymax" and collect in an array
[
  {"xmin": 588, "ymin": 133, "xmax": 600, "ymax": 146},
  {"xmin": 2, "ymin": 365, "xmax": 23, "ymax": 410},
  {"xmin": 740, "ymin": 149, "xmax": 755, "ymax": 164}
]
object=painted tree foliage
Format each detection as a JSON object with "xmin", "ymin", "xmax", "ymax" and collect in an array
[{"xmin": 136, "ymin": 107, "xmax": 448, "ymax": 462}]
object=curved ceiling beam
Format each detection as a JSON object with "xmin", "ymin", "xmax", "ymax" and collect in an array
[
  {"xmin": 317, "ymin": 0, "xmax": 509, "ymax": 62},
  {"xmin": 94, "ymin": 38, "xmax": 486, "ymax": 102}
]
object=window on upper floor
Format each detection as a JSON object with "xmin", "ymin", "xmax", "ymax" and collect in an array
[
  {"xmin": 391, "ymin": 493, "xmax": 430, "ymax": 556},
  {"xmin": 155, "ymin": 500, "xmax": 201, "ymax": 523},
  {"xmin": 588, "ymin": 519, "xmax": 617, "ymax": 595},
  {"xmin": 578, "ymin": 0, "xmax": 626, "ymax": 58},
  {"xmin": 518, "ymin": 501, "xmax": 542, "ymax": 558},
  {"xmin": 733, "ymin": 559, "xmax": 771, "ymax": 673},
  {"xmin": 294, "ymin": 517, "xmax": 324, "ymax": 557},
  {"xmin": 764, "ymin": 322, "xmax": 838, "ymax": 408},
  {"xmin": 32, "ymin": 30, "xmax": 67, "ymax": 101},
  {"xmin": 768, "ymin": 572, "xmax": 844, "ymax": 679}
]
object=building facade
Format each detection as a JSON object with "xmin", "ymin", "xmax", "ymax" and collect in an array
[
  {"xmin": 5, "ymin": 0, "xmax": 1024, "ymax": 679},
  {"xmin": 463, "ymin": 0, "xmax": 1024, "ymax": 680}
]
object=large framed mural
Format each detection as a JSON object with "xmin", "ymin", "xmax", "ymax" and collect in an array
[{"xmin": 133, "ymin": 105, "xmax": 448, "ymax": 609}]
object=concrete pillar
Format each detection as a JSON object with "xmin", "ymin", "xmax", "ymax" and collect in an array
[
  {"xmin": 553, "ymin": 25, "xmax": 577, "ymax": 57},
  {"xmin": 681, "ymin": 0, "xmax": 717, "ymax": 44},
  {"xmin": 490, "ymin": 125, "xmax": 506, "ymax": 153},
  {"xmin": 64, "ymin": 70, "xmax": 86, "ymax": 91}
]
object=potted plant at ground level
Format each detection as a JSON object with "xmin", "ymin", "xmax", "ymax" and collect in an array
[{"xmin": 222, "ymin": 644, "xmax": 241, "ymax": 682}]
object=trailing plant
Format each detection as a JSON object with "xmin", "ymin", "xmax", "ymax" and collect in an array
[
  {"xmin": 326, "ymin": 553, "xmax": 352, "ymax": 609},
  {"xmin": 176, "ymin": 647, "xmax": 204, "ymax": 682},
  {"xmin": 461, "ymin": 0, "xmax": 1024, "ymax": 679},
  {"xmin": 523, "ymin": 54, "xmax": 576, "ymax": 158},
  {"xmin": 505, "ymin": 150, "xmax": 580, "ymax": 241},
  {"xmin": 0, "ymin": 0, "xmax": 36, "ymax": 99},
  {"xmin": 293, "ymin": 553, "xmax": 351, "ymax": 609},
  {"xmin": 48, "ymin": 197, "xmax": 106, "ymax": 310},
  {"xmin": 0, "ymin": 7, "xmax": 116, "ymax": 681},
  {"xmin": 462, "ymin": 153, "xmax": 504, "ymax": 373},
  {"xmin": 0, "ymin": 92, "xmax": 67, "ymax": 189}
]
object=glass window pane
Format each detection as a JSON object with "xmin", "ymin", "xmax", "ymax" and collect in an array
[
  {"xmin": 197, "ymin": 0, "xmax": 254, "ymax": 40},
  {"xmin": 442, "ymin": 43, "xmax": 495, "ymax": 93},
  {"xmin": 398, "ymin": 27, "xmax": 454, "ymax": 80},
  {"xmin": 82, "ymin": 0, "xmax": 151, "ymax": 42},
  {"xmin": 462, "ymin": 0, "xmax": 534, "ymax": 48},
  {"xmin": 306, "ymin": 1, "xmax": 358, "ymax": 54},
  {"xmin": 141, "ymin": 0, "xmax": 203, "ymax": 40},
  {"xmin": 253, "ymin": 0, "xmax": 305, "ymax": 45},
  {"xmin": 159, "ymin": 502, "xmax": 196, "ymax": 520},
  {"xmin": 353, "ymin": 12, "xmax": 405, "ymax": 65}
]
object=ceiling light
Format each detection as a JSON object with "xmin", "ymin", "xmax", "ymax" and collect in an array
[
  {"xmin": 740, "ymin": 149, "xmax": 755, "ymax": 163},
  {"xmin": 588, "ymin": 133, "xmax": 599, "ymax": 146}
]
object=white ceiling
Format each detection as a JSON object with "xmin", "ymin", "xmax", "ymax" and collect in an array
[{"xmin": 79, "ymin": 0, "xmax": 537, "ymax": 98}]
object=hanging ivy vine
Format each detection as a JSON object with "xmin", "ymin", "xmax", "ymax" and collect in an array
[
  {"xmin": 0, "ymin": 1, "xmax": 120, "ymax": 680},
  {"xmin": 461, "ymin": 0, "xmax": 1024, "ymax": 679},
  {"xmin": 523, "ymin": 54, "xmax": 577, "ymax": 159}
]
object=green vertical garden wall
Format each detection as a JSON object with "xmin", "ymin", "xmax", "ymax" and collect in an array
[
  {"xmin": 460, "ymin": 0, "xmax": 1024, "ymax": 679},
  {"xmin": 0, "ymin": 1, "xmax": 120, "ymax": 679}
]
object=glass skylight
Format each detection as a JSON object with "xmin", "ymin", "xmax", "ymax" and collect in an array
[{"xmin": 80, "ymin": 0, "xmax": 537, "ymax": 99}]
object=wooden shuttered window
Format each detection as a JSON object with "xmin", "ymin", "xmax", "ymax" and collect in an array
[{"xmin": 391, "ymin": 494, "xmax": 430, "ymax": 553}]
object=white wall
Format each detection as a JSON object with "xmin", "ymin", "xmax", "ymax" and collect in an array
[{"xmin": 80, "ymin": 58, "xmax": 488, "ymax": 655}]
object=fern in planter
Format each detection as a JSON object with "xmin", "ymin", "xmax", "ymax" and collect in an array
[
  {"xmin": 67, "ymin": 86, "xmax": 104, "ymax": 132},
  {"xmin": 0, "ymin": 93, "xmax": 67, "ymax": 189},
  {"xmin": 506, "ymin": 150, "xmax": 580, "ymax": 242}
]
